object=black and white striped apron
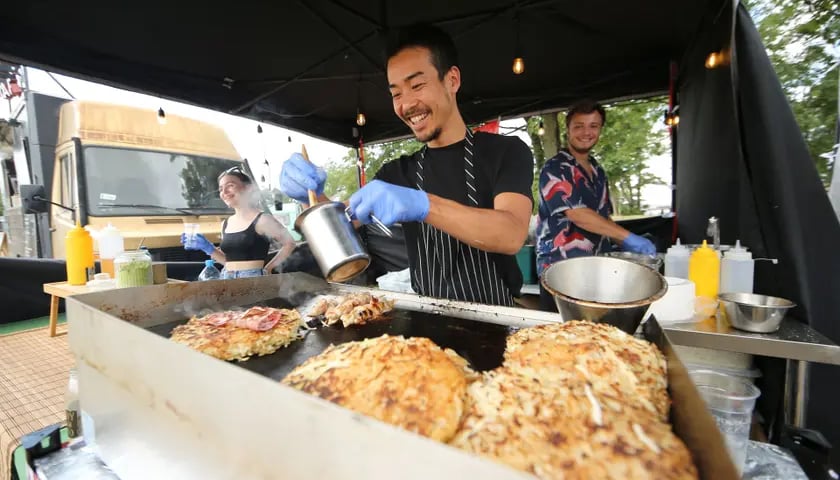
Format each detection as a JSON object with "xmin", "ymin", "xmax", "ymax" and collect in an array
[{"xmin": 413, "ymin": 129, "xmax": 514, "ymax": 306}]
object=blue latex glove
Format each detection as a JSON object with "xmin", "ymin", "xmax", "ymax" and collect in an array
[
  {"xmin": 623, "ymin": 233, "xmax": 656, "ymax": 256},
  {"xmin": 348, "ymin": 180, "xmax": 429, "ymax": 226},
  {"xmin": 279, "ymin": 153, "xmax": 327, "ymax": 203},
  {"xmin": 180, "ymin": 233, "xmax": 215, "ymax": 256}
]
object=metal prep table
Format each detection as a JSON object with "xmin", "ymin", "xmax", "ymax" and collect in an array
[{"xmin": 663, "ymin": 317, "xmax": 840, "ymax": 427}]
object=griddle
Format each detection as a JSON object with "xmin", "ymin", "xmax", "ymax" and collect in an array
[{"xmin": 147, "ymin": 296, "xmax": 515, "ymax": 381}]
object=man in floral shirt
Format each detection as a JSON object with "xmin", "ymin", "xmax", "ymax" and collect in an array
[{"xmin": 536, "ymin": 99, "xmax": 656, "ymax": 311}]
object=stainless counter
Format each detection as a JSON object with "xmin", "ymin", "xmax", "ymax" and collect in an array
[
  {"xmin": 663, "ymin": 317, "xmax": 840, "ymax": 366},
  {"xmin": 662, "ymin": 316, "xmax": 840, "ymax": 427}
]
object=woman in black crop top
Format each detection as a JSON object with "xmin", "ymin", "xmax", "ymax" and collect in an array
[{"xmin": 181, "ymin": 166, "xmax": 295, "ymax": 278}]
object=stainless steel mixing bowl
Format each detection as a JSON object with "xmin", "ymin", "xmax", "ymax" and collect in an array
[
  {"xmin": 541, "ymin": 256, "xmax": 668, "ymax": 333},
  {"xmin": 718, "ymin": 292, "xmax": 796, "ymax": 333}
]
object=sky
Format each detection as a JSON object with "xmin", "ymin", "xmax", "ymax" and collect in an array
[{"xmin": 11, "ymin": 67, "xmax": 673, "ymax": 211}]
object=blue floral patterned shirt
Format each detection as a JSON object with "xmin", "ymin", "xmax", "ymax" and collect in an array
[{"xmin": 536, "ymin": 150, "xmax": 613, "ymax": 275}]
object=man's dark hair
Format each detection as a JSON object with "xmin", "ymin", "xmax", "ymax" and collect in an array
[
  {"xmin": 384, "ymin": 24, "xmax": 458, "ymax": 80},
  {"xmin": 565, "ymin": 99, "xmax": 606, "ymax": 127}
]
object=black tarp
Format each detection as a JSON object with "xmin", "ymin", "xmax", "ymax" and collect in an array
[
  {"xmin": 0, "ymin": 0, "xmax": 725, "ymax": 146},
  {"xmin": 677, "ymin": 2, "xmax": 840, "ymax": 448}
]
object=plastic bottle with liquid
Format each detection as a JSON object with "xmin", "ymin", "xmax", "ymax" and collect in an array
[
  {"xmin": 720, "ymin": 240, "xmax": 754, "ymax": 294},
  {"xmin": 688, "ymin": 240, "xmax": 720, "ymax": 298},
  {"xmin": 97, "ymin": 223, "xmax": 125, "ymax": 278},
  {"xmin": 198, "ymin": 260, "xmax": 221, "ymax": 281},
  {"xmin": 66, "ymin": 222, "xmax": 95, "ymax": 286},
  {"xmin": 664, "ymin": 238, "xmax": 691, "ymax": 279},
  {"xmin": 65, "ymin": 367, "xmax": 81, "ymax": 438}
]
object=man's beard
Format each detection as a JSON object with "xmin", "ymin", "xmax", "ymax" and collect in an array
[
  {"xmin": 569, "ymin": 142, "xmax": 592, "ymax": 155},
  {"xmin": 416, "ymin": 127, "xmax": 442, "ymax": 144}
]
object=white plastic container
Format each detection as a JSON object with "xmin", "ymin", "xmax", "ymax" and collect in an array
[
  {"xmin": 646, "ymin": 277, "xmax": 696, "ymax": 324},
  {"xmin": 86, "ymin": 272, "xmax": 117, "ymax": 291},
  {"xmin": 720, "ymin": 240, "xmax": 754, "ymax": 294},
  {"xmin": 664, "ymin": 238, "xmax": 690, "ymax": 279},
  {"xmin": 97, "ymin": 223, "xmax": 125, "ymax": 278}
]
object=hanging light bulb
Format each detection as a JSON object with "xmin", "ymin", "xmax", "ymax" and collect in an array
[
  {"xmin": 287, "ymin": 136, "xmax": 292, "ymax": 143},
  {"xmin": 705, "ymin": 52, "xmax": 720, "ymax": 69},
  {"xmin": 512, "ymin": 57, "xmax": 525, "ymax": 75},
  {"xmin": 537, "ymin": 119, "xmax": 545, "ymax": 136},
  {"xmin": 257, "ymin": 124, "xmax": 263, "ymax": 134},
  {"xmin": 157, "ymin": 107, "xmax": 166, "ymax": 125},
  {"xmin": 356, "ymin": 110, "xmax": 367, "ymax": 127},
  {"xmin": 664, "ymin": 108, "xmax": 681, "ymax": 127}
]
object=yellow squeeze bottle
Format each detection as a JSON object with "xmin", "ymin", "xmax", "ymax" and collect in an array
[
  {"xmin": 688, "ymin": 240, "xmax": 720, "ymax": 298},
  {"xmin": 66, "ymin": 222, "xmax": 95, "ymax": 285}
]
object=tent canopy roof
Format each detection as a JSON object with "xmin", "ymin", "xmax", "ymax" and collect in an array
[{"xmin": 1, "ymin": 0, "xmax": 726, "ymax": 145}]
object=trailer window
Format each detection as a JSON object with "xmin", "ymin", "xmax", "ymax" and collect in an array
[
  {"xmin": 82, "ymin": 146, "xmax": 245, "ymax": 216},
  {"xmin": 58, "ymin": 153, "xmax": 74, "ymax": 208}
]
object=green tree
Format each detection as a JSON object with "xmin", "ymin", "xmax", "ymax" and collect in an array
[
  {"xmin": 746, "ymin": 0, "xmax": 839, "ymax": 186},
  {"xmin": 596, "ymin": 99, "xmax": 668, "ymax": 216},
  {"xmin": 323, "ymin": 138, "xmax": 423, "ymax": 200}
]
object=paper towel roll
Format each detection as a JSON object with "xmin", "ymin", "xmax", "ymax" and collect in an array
[{"xmin": 646, "ymin": 277, "xmax": 696, "ymax": 323}]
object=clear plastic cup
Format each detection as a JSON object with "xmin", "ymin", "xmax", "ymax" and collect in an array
[
  {"xmin": 689, "ymin": 369, "xmax": 760, "ymax": 475},
  {"xmin": 184, "ymin": 223, "xmax": 200, "ymax": 243}
]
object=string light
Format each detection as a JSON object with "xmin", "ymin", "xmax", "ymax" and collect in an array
[
  {"xmin": 664, "ymin": 106, "xmax": 680, "ymax": 127},
  {"xmin": 356, "ymin": 110, "xmax": 367, "ymax": 127},
  {"xmin": 512, "ymin": 57, "xmax": 525, "ymax": 75},
  {"xmin": 705, "ymin": 52, "xmax": 720, "ymax": 69},
  {"xmin": 537, "ymin": 119, "xmax": 545, "ymax": 136},
  {"xmin": 157, "ymin": 107, "xmax": 166, "ymax": 125},
  {"xmin": 512, "ymin": 10, "xmax": 525, "ymax": 75},
  {"xmin": 705, "ymin": 49, "xmax": 730, "ymax": 69}
]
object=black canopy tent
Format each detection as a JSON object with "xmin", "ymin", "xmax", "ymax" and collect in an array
[
  {"xmin": 0, "ymin": 0, "xmax": 720, "ymax": 146},
  {"xmin": 2, "ymin": 0, "xmax": 839, "ymax": 456}
]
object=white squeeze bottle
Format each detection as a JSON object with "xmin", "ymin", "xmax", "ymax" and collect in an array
[
  {"xmin": 97, "ymin": 223, "xmax": 125, "ymax": 279},
  {"xmin": 720, "ymin": 240, "xmax": 754, "ymax": 294},
  {"xmin": 664, "ymin": 238, "xmax": 690, "ymax": 279}
]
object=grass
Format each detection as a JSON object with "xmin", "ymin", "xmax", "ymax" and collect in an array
[{"xmin": 0, "ymin": 314, "xmax": 66, "ymax": 336}]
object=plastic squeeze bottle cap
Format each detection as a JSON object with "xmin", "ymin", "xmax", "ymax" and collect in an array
[
  {"xmin": 666, "ymin": 238, "xmax": 690, "ymax": 256},
  {"xmin": 724, "ymin": 239, "xmax": 752, "ymax": 260}
]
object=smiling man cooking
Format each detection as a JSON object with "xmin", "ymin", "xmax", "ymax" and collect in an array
[{"xmin": 279, "ymin": 24, "xmax": 534, "ymax": 306}]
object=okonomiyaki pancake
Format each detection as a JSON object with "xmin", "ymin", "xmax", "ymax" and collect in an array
[
  {"xmin": 450, "ymin": 368, "xmax": 697, "ymax": 480},
  {"xmin": 281, "ymin": 334, "xmax": 473, "ymax": 442},
  {"xmin": 505, "ymin": 321, "xmax": 669, "ymax": 419},
  {"xmin": 170, "ymin": 307, "xmax": 302, "ymax": 362}
]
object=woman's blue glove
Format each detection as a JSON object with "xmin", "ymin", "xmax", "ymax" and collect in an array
[
  {"xmin": 279, "ymin": 153, "xmax": 327, "ymax": 203},
  {"xmin": 180, "ymin": 233, "xmax": 215, "ymax": 256},
  {"xmin": 623, "ymin": 233, "xmax": 656, "ymax": 256},
  {"xmin": 348, "ymin": 180, "xmax": 429, "ymax": 226}
]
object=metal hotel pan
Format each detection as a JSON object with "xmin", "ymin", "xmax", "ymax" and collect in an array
[{"xmin": 66, "ymin": 273, "xmax": 739, "ymax": 480}]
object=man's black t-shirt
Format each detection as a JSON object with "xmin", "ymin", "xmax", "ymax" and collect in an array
[{"xmin": 375, "ymin": 132, "xmax": 534, "ymax": 304}]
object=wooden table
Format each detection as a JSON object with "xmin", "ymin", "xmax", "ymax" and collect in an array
[{"xmin": 43, "ymin": 279, "xmax": 184, "ymax": 337}]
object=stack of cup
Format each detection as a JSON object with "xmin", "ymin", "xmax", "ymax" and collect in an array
[{"xmin": 689, "ymin": 369, "xmax": 761, "ymax": 475}]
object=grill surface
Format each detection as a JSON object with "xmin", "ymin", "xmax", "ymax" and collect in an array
[{"xmin": 148, "ymin": 298, "xmax": 514, "ymax": 381}]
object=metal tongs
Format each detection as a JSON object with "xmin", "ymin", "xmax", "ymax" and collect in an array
[
  {"xmin": 301, "ymin": 145, "xmax": 392, "ymax": 238},
  {"xmin": 344, "ymin": 206, "xmax": 393, "ymax": 238}
]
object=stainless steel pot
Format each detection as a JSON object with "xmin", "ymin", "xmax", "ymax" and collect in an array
[
  {"xmin": 718, "ymin": 292, "xmax": 796, "ymax": 333},
  {"xmin": 295, "ymin": 202, "xmax": 370, "ymax": 283},
  {"xmin": 541, "ymin": 256, "xmax": 668, "ymax": 334}
]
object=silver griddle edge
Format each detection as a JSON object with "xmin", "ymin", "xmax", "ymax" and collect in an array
[{"xmin": 66, "ymin": 272, "xmax": 738, "ymax": 480}]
